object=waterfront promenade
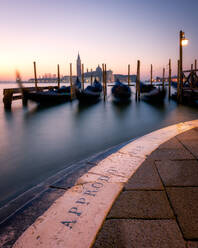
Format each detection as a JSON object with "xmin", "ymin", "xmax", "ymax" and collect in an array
[
  {"xmin": 3, "ymin": 120, "xmax": 198, "ymax": 248},
  {"xmin": 93, "ymin": 127, "xmax": 198, "ymax": 247}
]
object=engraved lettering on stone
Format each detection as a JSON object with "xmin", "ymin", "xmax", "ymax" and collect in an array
[
  {"xmin": 98, "ymin": 175, "xmax": 110, "ymax": 182},
  {"xmin": 84, "ymin": 189, "xmax": 98, "ymax": 196},
  {"xmin": 91, "ymin": 182, "xmax": 103, "ymax": 188},
  {"xmin": 68, "ymin": 207, "xmax": 82, "ymax": 216},
  {"xmin": 76, "ymin": 198, "xmax": 89, "ymax": 205},
  {"xmin": 61, "ymin": 220, "xmax": 77, "ymax": 229}
]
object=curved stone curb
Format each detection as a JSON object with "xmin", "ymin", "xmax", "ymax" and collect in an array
[{"xmin": 13, "ymin": 120, "xmax": 198, "ymax": 248}]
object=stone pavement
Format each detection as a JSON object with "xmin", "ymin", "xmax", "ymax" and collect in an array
[{"xmin": 93, "ymin": 128, "xmax": 198, "ymax": 248}]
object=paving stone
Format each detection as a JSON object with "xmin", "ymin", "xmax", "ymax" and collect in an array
[
  {"xmin": 179, "ymin": 139, "xmax": 198, "ymax": 159},
  {"xmin": 166, "ymin": 187, "xmax": 198, "ymax": 239},
  {"xmin": 187, "ymin": 242, "xmax": 198, "ymax": 248},
  {"xmin": 158, "ymin": 137, "xmax": 184, "ymax": 149},
  {"xmin": 149, "ymin": 147, "xmax": 194, "ymax": 160},
  {"xmin": 108, "ymin": 191, "xmax": 174, "ymax": 219},
  {"xmin": 156, "ymin": 160, "xmax": 198, "ymax": 186},
  {"xmin": 176, "ymin": 128, "xmax": 198, "ymax": 141},
  {"xmin": 125, "ymin": 160, "xmax": 163, "ymax": 190},
  {"xmin": 93, "ymin": 219, "xmax": 186, "ymax": 248}
]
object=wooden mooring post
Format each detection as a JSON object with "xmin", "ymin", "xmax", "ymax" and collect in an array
[
  {"xmin": 150, "ymin": 64, "xmax": 153, "ymax": 85},
  {"xmin": 168, "ymin": 59, "xmax": 171, "ymax": 98},
  {"xmin": 195, "ymin": 59, "xmax": 197, "ymax": 70},
  {"xmin": 177, "ymin": 60, "xmax": 180, "ymax": 100},
  {"xmin": 102, "ymin": 64, "xmax": 107, "ymax": 101},
  {"xmin": 70, "ymin": 63, "xmax": 73, "ymax": 100},
  {"xmin": 81, "ymin": 64, "xmax": 84, "ymax": 90},
  {"xmin": 91, "ymin": 69, "xmax": 93, "ymax": 86},
  {"xmin": 33, "ymin": 61, "xmax": 38, "ymax": 89},
  {"xmin": 162, "ymin": 68, "xmax": 165, "ymax": 90},
  {"xmin": 136, "ymin": 60, "xmax": 140, "ymax": 101},
  {"xmin": 128, "ymin": 64, "xmax": 130, "ymax": 86},
  {"xmin": 57, "ymin": 64, "xmax": 60, "ymax": 89},
  {"xmin": 102, "ymin": 64, "xmax": 105, "ymax": 101}
]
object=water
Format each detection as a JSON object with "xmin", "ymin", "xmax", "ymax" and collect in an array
[{"xmin": 0, "ymin": 82, "xmax": 197, "ymax": 209}]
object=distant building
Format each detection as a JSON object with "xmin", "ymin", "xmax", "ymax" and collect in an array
[
  {"xmin": 84, "ymin": 65, "xmax": 113, "ymax": 83},
  {"xmin": 77, "ymin": 52, "xmax": 81, "ymax": 78}
]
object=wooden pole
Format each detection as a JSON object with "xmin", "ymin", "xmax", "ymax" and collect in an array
[
  {"xmin": 91, "ymin": 69, "xmax": 93, "ymax": 86},
  {"xmin": 57, "ymin": 64, "xmax": 60, "ymax": 88},
  {"xmin": 128, "ymin": 64, "xmax": 130, "ymax": 86},
  {"xmin": 162, "ymin": 68, "xmax": 165, "ymax": 90},
  {"xmin": 86, "ymin": 69, "xmax": 88, "ymax": 84},
  {"xmin": 195, "ymin": 59, "xmax": 197, "ymax": 70},
  {"xmin": 102, "ymin": 64, "xmax": 105, "ymax": 101},
  {"xmin": 136, "ymin": 60, "xmax": 140, "ymax": 100},
  {"xmin": 81, "ymin": 64, "xmax": 84, "ymax": 90},
  {"xmin": 70, "ymin": 63, "xmax": 73, "ymax": 100},
  {"xmin": 150, "ymin": 64, "xmax": 153, "ymax": 85},
  {"xmin": 105, "ymin": 64, "xmax": 107, "ymax": 96},
  {"xmin": 138, "ymin": 61, "xmax": 140, "ymax": 100},
  {"xmin": 33, "ymin": 61, "xmax": 38, "ymax": 89},
  {"xmin": 177, "ymin": 60, "xmax": 180, "ymax": 100},
  {"xmin": 179, "ymin": 30, "xmax": 183, "ymax": 102},
  {"xmin": 191, "ymin": 64, "xmax": 193, "ymax": 70},
  {"xmin": 168, "ymin": 59, "xmax": 171, "ymax": 98}
]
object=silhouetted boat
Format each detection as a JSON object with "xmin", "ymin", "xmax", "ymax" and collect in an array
[
  {"xmin": 140, "ymin": 82, "xmax": 166, "ymax": 102},
  {"xmin": 111, "ymin": 79, "xmax": 131, "ymax": 103},
  {"xmin": 24, "ymin": 78, "xmax": 81, "ymax": 105},
  {"xmin": 76, "ymin": 79, "xmax": 102, "ymax": 103}
]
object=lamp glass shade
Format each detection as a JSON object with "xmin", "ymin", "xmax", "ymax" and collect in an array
[{"xmin": 181, "ymin": 38, "xmax": 188, "ymax": 46}]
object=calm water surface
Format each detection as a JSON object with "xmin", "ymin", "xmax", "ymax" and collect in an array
[{"xmin": 0, "ymin": 82, "xmax": 197, "ymax": 208}]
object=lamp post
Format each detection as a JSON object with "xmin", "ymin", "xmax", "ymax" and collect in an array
[{"xmin": 179, "ymin": 30, "xmax": 188, "ymax": 101}]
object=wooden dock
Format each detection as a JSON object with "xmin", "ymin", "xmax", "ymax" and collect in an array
[{"xmin": 3, "ymin": 86, "xmax": 58, "ymax": 109}]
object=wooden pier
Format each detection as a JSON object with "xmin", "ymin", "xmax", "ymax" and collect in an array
[{"xmin": 3, "ymin": 86, "xmax": 58, "ymax": 109}]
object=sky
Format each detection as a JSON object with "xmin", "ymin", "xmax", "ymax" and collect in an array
[{"xmin": 0, "ymin": 0, "xmax": 197, "ymax": 81}]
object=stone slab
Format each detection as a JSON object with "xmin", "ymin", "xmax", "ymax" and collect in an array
[
  {"xmin": 93, "ymin": 219, "xmax": 186, "ymax": 248},
  {"xmin": 177, "ymin": 128, "xmax": 198, "ymax": 141},
  {"xmin": 187, "ymin": 242, "xmax": 198, "ymax": 248},
  {"xmin": 87, "ymin": 152, "xmax": 145, "ymax": 180},
  {"xmin": 13, "ymin": 179, "xmax": 123, "ymax": 248},
  {"xmin": 125, "ymin": 159, "xmax": 163, "ymax": 190},
  {"xmin": 149, "ymin": 147, "xmax": 194, "ymax": 160},
  {"xmin": 156, "ymin": 160, "xmax": 198, "ymax": 186},
  {"xmin": 158, "ymin": 137, "xmax": 184, "ymax": 149},
  {"xmin": 108, "ymin": 191, "xmax": 174, "ymax": 219},
  {"xmin": 179, "ymin": 139, "xmax": 198, "ymax": 159},
  {"xmin": 166, "ymin": 187, "xmax": 198, "ymax": 239}
]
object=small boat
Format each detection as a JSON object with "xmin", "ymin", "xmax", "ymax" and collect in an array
[
  {"xmin": 140, "ymin": 82, "xmax": 166, "ymax": 103},
  {"xmin": 76, "ymin": 79, "xmax": 102, "ymax": 103},
  {"xmin": 24, "ymin": 78, "xmax": 81, "ymax": 105},
  {"xmin": 111, "ymin": 79, "xmax": 131, "ymax": 103}
]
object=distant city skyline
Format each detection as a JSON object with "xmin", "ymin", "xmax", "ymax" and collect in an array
[{"xmin": 0, "ymin": 0, "xmax": 197, "ymax": 81}]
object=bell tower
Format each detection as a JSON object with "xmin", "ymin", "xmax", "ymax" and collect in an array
[{"xmin": 76, "ymin": 52, "xmax": 81, "ymax": 78}]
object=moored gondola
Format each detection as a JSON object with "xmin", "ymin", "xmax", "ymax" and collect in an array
[
  {"xmin": 76, "ymin": 79, "xmax": 102, "ymax": 103},
  {"xmin": 24, "ymin": 78, "xmax": 81, "ymax": 105},
  {"xmin": 111, "ymin": 79, "xmax": 131, "ymax": 103},
  {"xmin": 140, "ymin": 82, "xmax": 166, "ymax": 103}
]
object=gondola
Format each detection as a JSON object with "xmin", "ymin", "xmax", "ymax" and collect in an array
[
  {"xmin": 111, "ymin": 79, "xmax": 131, "ymax": 103},
  {"xmin": 140, "ymin": 82, "xmax": 166, "ymax": 103},
  {"xmin": 24, "ymin": 78, "xmax": 81, "ymax": 105},
  {"xmin": 76, "ymin": 79, "xmax": 102, "ymax": 103}
]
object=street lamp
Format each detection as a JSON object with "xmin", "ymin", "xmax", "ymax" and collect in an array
[{"xmin": 179, "ymin": 30, "xmax": 188, "ymax": 100}]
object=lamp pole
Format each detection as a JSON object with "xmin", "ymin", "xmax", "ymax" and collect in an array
[{"xmin": 179, "ymin": 30, "xmax": 183, "ymax": 99}]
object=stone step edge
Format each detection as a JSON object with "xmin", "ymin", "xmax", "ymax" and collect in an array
[{"xmin": 13, "ymin": 119, "xmax": 198, "ymax": 248}]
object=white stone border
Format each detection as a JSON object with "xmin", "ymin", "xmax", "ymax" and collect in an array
[{"xmin": 14, "ymin": 120, "xmax": 198, "ymax": 248}]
